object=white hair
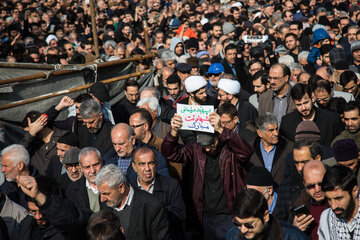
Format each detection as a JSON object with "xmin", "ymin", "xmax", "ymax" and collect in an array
[
  {"xmin": 298, "ymin": 51, "xmax": 309, "ymax": 62},
  {"xmin": 1, "ymin": 144, "xmax": 30, "ymax": 167},
  {"xmin": 95, "ymin": 164, "xmax": 127, "ymax": 188},
  {"xmin": 136, "ymin": 97, "xmax": 159, "ymax": 112},
  {"xmin": 289, "ymin": 62, "xmax": 303, "ymax": 71},
  {"xmin": 278, "ymin": 55, "xmax": 295, "ymax": 68},
  {"xmin": 160, "ymin": 50, "xmax": 176, "ymax": 63}
]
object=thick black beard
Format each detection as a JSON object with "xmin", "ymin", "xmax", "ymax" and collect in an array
[
  {"xmin": 193, "ymin": 94, "xmax": 207, "ymax": 105},
  {"xmin": 345, "ymin": 196, "xmax": 356, "ymax": 220}
]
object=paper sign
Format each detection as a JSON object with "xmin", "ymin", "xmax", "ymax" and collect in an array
[{"xmin": 177, "ymin": 104, "xmax": 214, "ymax": 133}]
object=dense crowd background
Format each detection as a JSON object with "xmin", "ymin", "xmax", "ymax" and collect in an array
[{"xmin": 3, "ymin": 0, "xmax": 360, "ymax": 239}]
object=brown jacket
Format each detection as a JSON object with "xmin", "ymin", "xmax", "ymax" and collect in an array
[{"xmin": 258, "ymin": 85, "xmax": 296, "ymax": 116}]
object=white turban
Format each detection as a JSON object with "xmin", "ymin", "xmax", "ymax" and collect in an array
[
  {"xmin": 218, "ymin": 78, "xmax": 241, "ymax": 95},
  {"xmin": 46, "ymin": 34, "xmax": 58, "ymax": 45},
  {"xmin": 185, "ymin": 76, "xmax": 207, "ymax": 93}
]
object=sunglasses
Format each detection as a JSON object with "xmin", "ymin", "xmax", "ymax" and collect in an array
[
  {"xmin": 305, "ymin": 182, "xmax": 322, "ymax": 190},
  {"xmin": 233, "ymin": 220, "xmax": 257, "ymax": 229}
]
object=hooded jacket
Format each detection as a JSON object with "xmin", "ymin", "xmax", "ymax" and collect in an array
[
  {"xmin": 307, "ymin": 29, "xmax": 334, "ymax": 65},
  {"xmin": 169, "ymin": 37, "xmax": 187, "ymax": 60}
]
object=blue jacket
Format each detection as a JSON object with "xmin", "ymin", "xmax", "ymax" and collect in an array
[
  {"xmin": 103, "ymin": 140, "xmax": 169, "ymax": 183},
  {"xmin": 307, "ymin": 29, "xmax": 333, "ymax": 65}
]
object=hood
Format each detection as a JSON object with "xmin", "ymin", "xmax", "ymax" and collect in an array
[
  {"xmin": 169, "ymin": 37, "xmax": 186, "ymax": 54},
  {"xmin": 312, "ymin": 28, "xmax": 332, "ymax": 45}
]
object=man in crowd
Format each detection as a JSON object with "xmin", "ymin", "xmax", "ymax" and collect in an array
[
  {"xmin": 332, "ymin": 101, "xmax": 360, "ymax": 147},
  {"xmin": 318, "ymin": 165, "xmax": 360, "ymax": 239},
  {"xmin": 217, "ymin": 78, "xmax": 258, "ymax": 128},
  {"xmin": 77, "ymin": 99, "xmax": 113, "ymax": 155},
  {"xmin": 231, "ymin": 189, "xmax": 307, "ymax": 240},
  {"xmin": 162, "ymin": 112, "xmax": 253, "ymax": 239},
  {"xmin": 340, "ymin": 71, "xmax": 360, "ymax": 103},
  {"xmin": 280, "ymin": 83, "xmax": 343, "ymax": 146},
  {"xmin": 103, "ymin": 123, "xmax": 169, "ymax": 182},
  {"xmin": 112, "ymin": 80, "xmax": 139, "ymax": 124},
  {"xmin": 65, "ymin": 147, "xmax": 104, "ymax": 212},
  {"xmin": 164, "ymin": 73, "xmax": 188, "ymax": 108},
  {"xmin": 258, "ymin": 63, "xmax": 296, "ymax": 124},
  {"xmin": 250, "ymin": 113, "xmax": 293, "ymax": 186},
  {"xmin": 291, "ymin": 161, "xmax": 328, "ymax": 239},
  {"xmin": 56, "ymin": 147, "xmax": 83, "ymax": 193},
  {"xmin": 96, "ymin": 164, "xmax": 170, "ymax": 239},
  {"xmin": 130, "ymin": 147, "xmax": 186, "ymax": 240},
  {"xmin": 249, "ymin": 70, "xmax": 270, "ymax": 110}
]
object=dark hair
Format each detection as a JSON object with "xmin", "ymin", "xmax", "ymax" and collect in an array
[
  {"xmin": 125, "ymin": 80, "xmax": 139, "ymax": 91},
  {"xmin": 313, "ymin": 79, "xmax": 332, "ymax": 94},
  {"xmin": 320, "ymin": 44, "xmax": 334, "ymax": 55},
  {"xmin": 322, "ymin": 165, "xmax": 357, "ymax": 195},
  {"xmin": 69, "ymin": 53, "xmax": 86, "ymax": 64},
  {"xmin": 340, "ymin": 70, "xmax": 358, "ymax": 87},
  {"xmin": 285, "ymin": 32, "xmax": 298, "ymax": 41},
  {"xmin": 232, "ymin": 189, "xmax": 268, "ymax": 220},
  {"xmin": 290, "ymin": 20, "xmax": 302, "ymax": 30},
  {"xmin": 217, "ymin": 103, "xmax": 238, "ymax": 118},
  {"xmin": 166, "ymin": 73, "xmax": 181, "ymax": 86},
  {"xmin": 130, "ymin": 108, "xmax": 153, "ymax": 127},
  {"xmin": 75, "ymin": 93, "xmax": 92, "ymax": 103},
  {"xmin": 22, "ymin": 110, "xmax": 41, "ymax": 128},
  {"xmin": 212, "ymin": 23, "xmax": 222, "ymax": 30},
  {"xmin": 343, "ymin": 101, "xmax": 360, "ymax": 115},
  {"xmin": 249, "ymin": 59, "xmax": 263, "ymax": 69},
  {"xmin": 46, "ymin": 54, "xmax": 60, "ymax": 64},
  {"xmin": 252, "ymin": 70, "xmax": 269, "ymax": 85},
  {"xmin": 328, "ymin": 97, "xmax": 346, "ymax": 115},
  {"xmin": 290, "ymin": 83, "xmax": 312, "ymax": 101},
  {"xmin": 224, "ymin": 43, "xmax": 237, "ymax": 54},
  {"xmin": 88, "ymin": 210, "xmax": 125, "ymax": 240},
  {"xmin": 294, "ymin": 139, "xmax": 323, "ymax": 159}
]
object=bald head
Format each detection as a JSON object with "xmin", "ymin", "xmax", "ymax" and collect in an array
[
  {"xmin": 303, "ymin": 160, "xmax": 326, "ymax": 179},
  {"xmin": 316, "ymin": 67, "xmax": 331, "ymax": 81},
  {"xmin": 111, "ymin": 123, "xmax": 135, "ymax": 158}
]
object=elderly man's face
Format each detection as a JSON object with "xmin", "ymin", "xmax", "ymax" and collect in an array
[
  {"xmin": 98, "ymin": 182, "xmax": 124, "ymax": 208},
  {"xmin": 80, "ymin": 151, "xmax": 103, "ymax": 185},
  {"xmin": 132, "ymin": 150, "xmax": 157, "ymax": 186},
  {"xmin": 111, "ymin": 127, "xmax": 136, "ymax": 158},
  {"xmin": 1, "ymin": 152, "xmax": 21, "ymax": 182}
]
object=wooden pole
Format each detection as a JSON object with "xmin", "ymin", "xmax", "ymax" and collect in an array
[
  {"xmin": 0, "ymin": 69, "xmax": 151, "ymax": 111},
  {"xmin": 0, "ymin": 54, "xmax": 154, "ymax": 86},
  {"xmin": 89, "ymin": 0, "xmax": 100, "ymax": 58}
]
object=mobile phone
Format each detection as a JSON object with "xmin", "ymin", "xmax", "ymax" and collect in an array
[{"xmin": 293, "ymin": 205, "xmax": 310, "ymax": 217}]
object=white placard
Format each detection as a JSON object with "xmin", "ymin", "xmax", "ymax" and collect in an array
[{"xmin": 177, "ymin": 104, "xmax": 214, "ymax": 133}]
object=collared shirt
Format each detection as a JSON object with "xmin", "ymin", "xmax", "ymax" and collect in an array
[
  {"xmin": 86, "ymin": 179, "xmax": 98, "ymax": 194},
  {"xmin": 269, "ymin": 192, "xmax": 278, "ymax": 214},
  {"xmin": 273, "ymin": 88, "xmax": 289, "ymax": 125},
  {"xmin": 114, "ymin": 185, "xmax": 134, "ymax": 211},
  {"xmin": 117, "ymin": 156, "xmax": 132, "ymax": 174},
  {"xmin": 137, "ymin": 178, "xmax": 155, "ymax": 194},
  {"xmin": 260, "ymin": 140, "xmax": 276, "ymax": 172},
  {"xmin": 228, "ymin": 63, "xmax": 237, "ymax": 76}
]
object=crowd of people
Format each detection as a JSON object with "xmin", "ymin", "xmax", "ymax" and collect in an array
[{"xmin": 3, "ymin": 0, "xmax": 360, "ymax": 239}]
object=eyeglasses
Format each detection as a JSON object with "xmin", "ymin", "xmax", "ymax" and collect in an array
[
  {"xmin": 305, "ymin": 182, "xmax": 322, "ymax": 190},
  {"xmin": 131, "ymin": 123, "xmax": 145, "ymax": 128},
  {"xmin": 67, "ymin": 47, "xmax": 74, "ymax": 51},
  {"xmin": 233, "ymin": 219, "xmax": 257, "ymax": 229},
  {"xmin": 64, "ymin": 163, "xmax": 80, "ymax": 170},
  {"xmin": 268, "ymin": 76, "xmax": 284, "ymax": 81},
  {"xmin": 315, "ymin": 97, "xmax": 330, "ymax": 102}
]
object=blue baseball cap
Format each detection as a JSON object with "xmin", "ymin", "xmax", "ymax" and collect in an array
[{"xmin": 206, "ymin": 63, "xmax": 224, "ymax": 74}]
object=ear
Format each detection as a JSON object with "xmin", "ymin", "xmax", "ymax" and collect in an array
[
  {"xmin": 118, "ymin": 183, "xmax": 126, "ymax": 194},
  {"xmin": 99, "ymin": 112, "xmax": 104, "ymax": 119},
  {"xmin": 268, "ymin": 186, "xmax": 273, "ymax": 195},
  {"xmin": 131, "ymin": 136, "xmax": 136, "ymax": 145},
  {"xmin": 131, "ymin": 162, "xmax": 137, "ymax": 172},
  {"xmin": 233, "ymin": 115, "xmax": 239, "ymax": 123},
  {"xmin": 256, "ymin": 129, "xmax": 263, "ymax": 138},
  {"xmin": 263, "ymin": 210, "xmax": 270, "ymax": 223},
  {"xmin": 315, "ymin": 154, "xmax": 322, "ymax": 161},
  {"xmin": 266, "ymin": 82, "xmax": 270, "ymax": 89},
  {"xmin": 353, "ymin": 185, "xmax": 359, "ymax": 200},
  {"xmin": 17, "ymin": 161, "xmax": 25, "ymax": 172}
]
